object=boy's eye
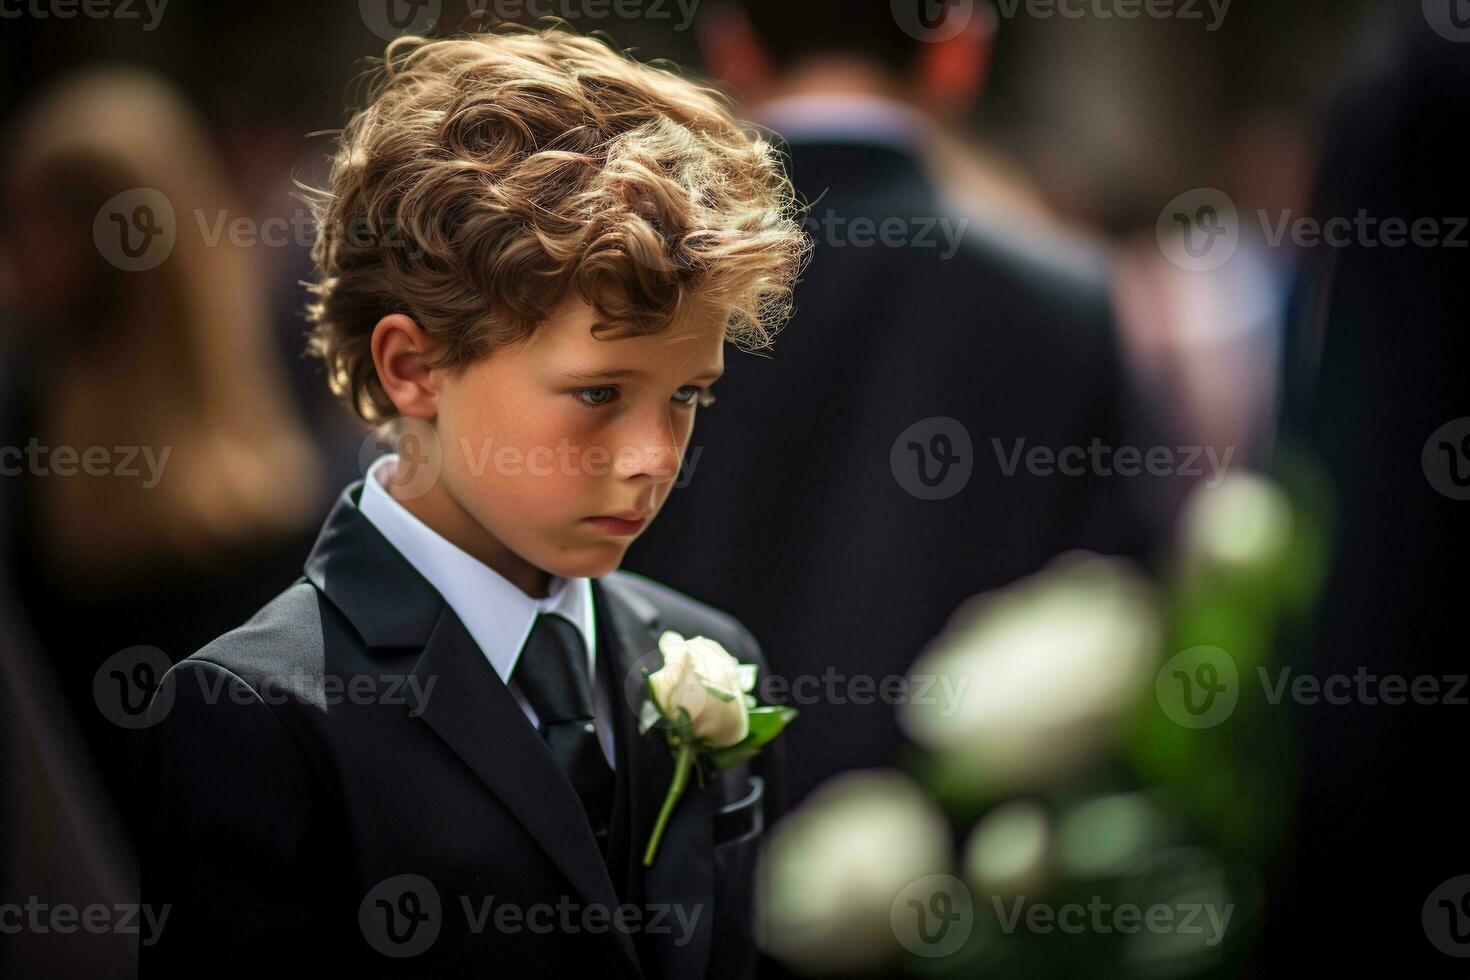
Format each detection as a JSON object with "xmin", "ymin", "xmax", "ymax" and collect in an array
[
  {"xmin": 575, "ymin": 384, "xmax": 716, "ymax": 409},
  {"xmin": 575, "ymin": 386, "xmax": 618, "ymax": 407},
  {"xmin": 673, "ymin": 385, "xmax": 716, "ymax": 408}
]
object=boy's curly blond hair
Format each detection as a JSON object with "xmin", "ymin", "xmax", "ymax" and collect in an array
[{"xmin": 304, "ymin": 23, "xmax": 809, "ymax": 423}]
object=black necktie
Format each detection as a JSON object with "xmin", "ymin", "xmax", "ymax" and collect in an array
[{"xmin": 512, "ymin": 612, "xmax": 616, "ymax": 853}]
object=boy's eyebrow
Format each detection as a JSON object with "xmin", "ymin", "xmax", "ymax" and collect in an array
[{"xmin": 564, "ymin": 366, "xmax": 725, "ymax": 382}]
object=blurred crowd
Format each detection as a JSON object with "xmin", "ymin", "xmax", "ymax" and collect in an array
[{"xmin": 1, "ymin": 1, "xmax": 1463, "ymax": 977}]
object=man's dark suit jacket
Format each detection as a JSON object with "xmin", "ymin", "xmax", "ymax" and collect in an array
[
  {"xmin": 1267, "ymin": 10, "xmax": 1470, "ymax": 973},
  {"xmin": 628, "ymin": 137, "xmax": 1161, "ymax": 809},
  {"xmin": 139, "ymin": 482, "xmax": 780, "ymax": 979}
]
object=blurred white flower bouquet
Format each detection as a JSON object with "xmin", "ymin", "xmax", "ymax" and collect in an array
[{"xmin": 757, "ymin": 466, "xmax": 1329, "ymax": 978}]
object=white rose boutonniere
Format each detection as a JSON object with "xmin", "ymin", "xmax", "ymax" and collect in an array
[{"xmin": 639, "ymin": 629, "xmax": 797, "ymax": 866}]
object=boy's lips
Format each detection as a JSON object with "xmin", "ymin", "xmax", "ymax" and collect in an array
[
  {"xmin": 583, "ymin": 510, "xmax": 650, "ymax": 535},
  {"xmin": 597, "ymin": 509, "xmax": 651, "ymax": 522}
]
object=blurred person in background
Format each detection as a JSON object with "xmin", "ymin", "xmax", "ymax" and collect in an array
[
  {"xmin": 1269, "ymin": 5, "xmax": 1469, "ymax": 973},
  {"xmin": 0, "ymin": 69, "xmax": 325, "ymax": 869},
  {"xmin": 963, "ymin": 0, "xmax": 1369, "ymax": 485},
  {"xmin": 1113, "ymin": 110, "xmax": 1316, "ymax": 474},
  {"xmin": 628, "ymin": 0, "xmax": 1169, "ymax": 810}
]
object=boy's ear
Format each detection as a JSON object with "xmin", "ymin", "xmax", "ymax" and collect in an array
[{"xmin": 370, "ymin": 314, "xmax": 440, "ymax": 420}]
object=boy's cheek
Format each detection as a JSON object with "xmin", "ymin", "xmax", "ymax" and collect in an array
[{"xmin": 497, "ymin": 470, "xmax": 599, "ymax": 526}]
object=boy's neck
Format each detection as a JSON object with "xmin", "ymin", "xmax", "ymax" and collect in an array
[{"xmin": 390, "ymin": 478, "xmax": 554, "ymax": 599}]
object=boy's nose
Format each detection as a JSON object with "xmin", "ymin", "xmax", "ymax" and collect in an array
[
  {"xmin": 611, "ymin": 406, "xmax": 684, "ymax": 481},
  {"xmin": 612, "ymin": 441, "xmax": 681, "ymax": 481}
]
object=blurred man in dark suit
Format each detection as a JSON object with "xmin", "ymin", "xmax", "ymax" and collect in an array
[
  {"xmin": 628, "ymin": 0, "xmax": 1165, "ymax": 809},
  {"xmin": 1269, "ymin": 6, "xmax": 1469, "ymax": 974}
]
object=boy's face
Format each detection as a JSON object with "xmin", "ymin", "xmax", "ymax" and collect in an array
[{"xmin": 428, "ymin": 297, "xmax": 724, "ymax": 586}]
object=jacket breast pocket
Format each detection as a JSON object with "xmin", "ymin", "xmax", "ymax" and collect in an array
[
  {"xmin": 710, "ymin": 774, "xmax": 765, "ymax": 980},
  {"xmin": 713, "ymin": 774, "xmax": 764, "ymax": 847}
]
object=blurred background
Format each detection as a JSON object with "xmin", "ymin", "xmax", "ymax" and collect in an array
[{"xmin": 1, "ymin": 1, "xmax": 1465, "ymax": 977}]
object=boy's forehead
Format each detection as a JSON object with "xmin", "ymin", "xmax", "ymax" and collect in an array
[
  {"xmin": 580, "ymin": 325, "xmax": 725, "ymax": 376},
  {"xmin": 537, "ymin": 296, "xmax": 725, "ymax": 373}
]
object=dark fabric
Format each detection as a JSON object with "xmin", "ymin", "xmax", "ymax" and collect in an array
[
  {"xmin": 139, "ymin": 482, "xmax": 781, "ymax": 979},
  {"xmin": 514, "ymin": 612, "xmax": 616, "ymax": 853},
  {"xmin": 1268, "ymin": 8, "xmax": 1470, "ymax": 976}
]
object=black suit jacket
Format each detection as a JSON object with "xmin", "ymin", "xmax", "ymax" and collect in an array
[
  {"xmin": 628, "ymin": 138, "xmax": 1161, "ymax": 808},
  {"xmin": 139, "ymin": 482, "xmax": 781, "ymax": 979},
  {"xmin": 1266, "ymin": 10, "xmax": 1470, "ymax": 973}
]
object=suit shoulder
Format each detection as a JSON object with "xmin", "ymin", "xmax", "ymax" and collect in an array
[
  {"xmin": 959, "ymin": 211, "xmax": 1115, "ymax": 317},
  {"xmin": 604, "ymin": 570, "xmax": 766, "ymax": 667},
  {"xmin": 182, "ymin": 579, "xmax": 333, "ymax": 689}
]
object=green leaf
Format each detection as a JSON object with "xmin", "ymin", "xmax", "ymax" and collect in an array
[{"xmin": 707, "ymin": 705, "xmax": 797, "ymax": 772}]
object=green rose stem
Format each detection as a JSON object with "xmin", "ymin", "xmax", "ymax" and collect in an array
[{"xmin": 643, "ymin": 741, "xmax": 696, "ymax": 867}]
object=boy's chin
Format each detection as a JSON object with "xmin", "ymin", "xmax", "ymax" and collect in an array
[{"xmin": 543, "ymin": 542, "xmax": 628, "ymax": 581}]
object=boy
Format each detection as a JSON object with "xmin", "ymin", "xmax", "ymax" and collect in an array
[{"xmin": 139, "ymin": 24, "xmax": 806, "ymax": 979}]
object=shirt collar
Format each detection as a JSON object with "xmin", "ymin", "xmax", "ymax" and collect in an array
[
  {"xmin": 358, "ymin": 453, "xmax": 597, "ymax": 685},
  {"xmin": 753, "ymin": 92, "xmax": 938, "ymax": 155}
]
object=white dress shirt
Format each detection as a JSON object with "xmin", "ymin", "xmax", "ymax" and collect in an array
[{"xmin": 359, "ymin": 454, "xmax": 615, "ymax": 767}]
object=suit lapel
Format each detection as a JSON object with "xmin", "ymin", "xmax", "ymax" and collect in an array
[
  {"xmin": 306, "ymin": 484, "xmax": 643, "ymax": 978},
  {"xmin": 596, "ymin": 575, "xmax": 716, "ymax": 980},
  {"xmin": 410, "ymin": 609, "xmax": 642, "ymax": 977}
]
